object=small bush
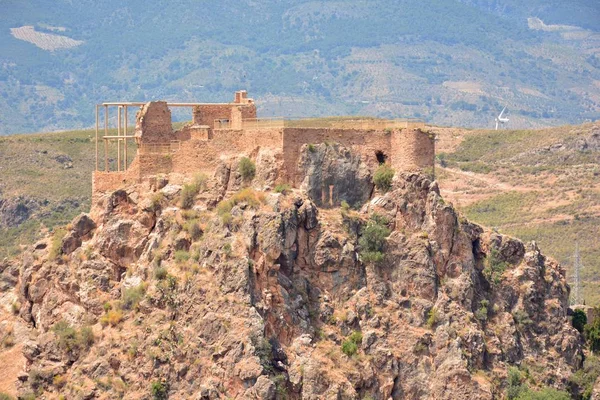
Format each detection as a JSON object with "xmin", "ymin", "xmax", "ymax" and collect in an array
[
  {"xmin": 585, "ymin": 309, "xmax": 600, "ymax": 353},
  {"xmin": 359, "ymin": 214, "xmax": 391, "ymax": 263},
  {"xmin": 483, "ymin": 248, "xmax": 509, "ymax": 284},
  {"xmin": 569, "ymin": 354, "xmax": 600, "ymax": 399},
  {"xmin": 572, "ymin": 308, "xmax": 587, "ymax": 333},
  {"xmin": 174, "ymin": 250, "xmax": 190, "ymax": 264},
  {"xmin": 341, "ymin": 331, "xmax": 362, "ymax": 357},
  {"xmin": 149, "ymin": 192, "xmax": 164, "ymax": 212},
  {"xmin": 122, "ymin": 285, "xmax": 146, "ymax": 310},
  {"xmin": 223, "ymin": 243, "xmax": 232, "ymax": 257},
  {"xmin": 475, "ymin": 299, "xmax": 489, "ymax": 322},
  {"xmin": 180, "ymin": 184, "xmax": 198, "ymax": 209},
  {"xmin": 52, "ymin": 321, "xmax": 94, "ymax": 353},
  {"xmin": 239, "ymin": 157, "xmax": 256, "ymax": 182},
  {"xmin": 512, "ymin": 309, "xmax": 533, "ymax": 329},
  {"xmin": 340, "ymin": 200, "xmax": 350, "ymax": 213},
  {"xmin": 426, "ymin": 307, "xmax": 439, "ymax": 329},
  {"xmin": 100, "ymin": 308, "xmax": 123, "ymax": 327},
  {"xmin": 0, "ymin": 393, "xmax": 15, "ymax": 400},
  {"xmin": 216, "ymin": 188, "xmax": 266, "ymax": 218},
  {"xmin": 341, "ymin": 340, "xmax": 358, "ymax": 357},
  {"xmin": 155, "ymin": 267, "xmax": 168, "ymax": 280},
  {"xmin": 49, "ymin": 226, "xmax": 67, "ymax": 260},
  {"xmin": 151, "ymin": 380, "xmax": 169, "ymax": 400},
  {"xmin": 373, "ymin": 164, "xmax": 394, "ymax": 192},
  {"xmin": 184, "ymin": 220, "xmax": 202, "ymax": 241},
  {"xmin": 274, "ymin": 183, "xmax": 291, "ymax": 194},
  {"xmin": 53, "ymin": 374, "xmax": 67, "ymax": 388},
  {"xmin": 307, "ymin": 143, "xmax": 316, "ymax": 152}
]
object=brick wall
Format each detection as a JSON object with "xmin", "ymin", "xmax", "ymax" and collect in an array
[
  {"xmin": 192, "ymin": 104, "xmax": 257, "ymax": 128},
  {"xmin": 134, "ymin": 102, "xmax": 177, "ymax": 144},
  {"xmin": 281, "ymin": 128, "xmax": 392, "ymax": 185}
]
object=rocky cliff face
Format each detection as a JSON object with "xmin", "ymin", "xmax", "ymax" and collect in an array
[{"xmin": 0, "ymin": 144, "xmax": 583, "ymax": 399}]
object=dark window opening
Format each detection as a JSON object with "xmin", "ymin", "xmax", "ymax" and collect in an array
[{"xmin": 375, "ymin": 151, "xmax": 387, "ymax": 164}]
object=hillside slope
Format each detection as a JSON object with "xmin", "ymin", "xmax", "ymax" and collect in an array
[
  {"xmin": 434, "ymin": 122, "xmax": 600, "ymax": 304},
  {"xmin": 1, "ymin": 0, "xmax": 599, "ymax": 134},
  {"xmin": 0, "ymin": 145, "xmax": 582, "ymax": 398}
]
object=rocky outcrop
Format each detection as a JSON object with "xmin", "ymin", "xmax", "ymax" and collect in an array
[
  {"xmin": 298, "ymin": 142, "xmax": 373, "ymax": 208},
  {"xmin": 0, "ymin": 144, "xmax": 584, "ymax": 399}
]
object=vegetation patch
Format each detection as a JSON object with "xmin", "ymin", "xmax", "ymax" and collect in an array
[
  {"xmin": 341, "ymin": 331, "xmax": 363, "ymax": 357},
  {"xmin": 239, "ymin": 157, "xmax": 256, "ymax": 182},
  {"xmin": 359, "ymin": 214, "xmax": 391, "ymax": 263},
  {"xmin": 373, "ymin": 164, "xmax": 394, "ymax": 192},
  {"xmin": 216, "ymin": 188, "xmax": 266, "ymax": 218},
  {"xmin": 51, "ymin": 320, "xmax": 94, "ymax": 354}
]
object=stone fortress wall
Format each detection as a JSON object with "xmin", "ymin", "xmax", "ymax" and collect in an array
[{"xmin": 92, "ymin": 90, "xmax": 434, "ymax": 194}]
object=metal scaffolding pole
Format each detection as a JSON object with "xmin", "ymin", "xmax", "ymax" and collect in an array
[
  {"xmin": 104, "ymin": 105, "xmax": 109, "ymax": 172},
  {"xmin": 117, "ymin": 106, "xmax": 121, "ymax": 172},
  {"xmin": 95, "ymin": 104, "xmax": 99, "ymax": 171},
  {"xmin": 124, "ymin": 106, "xmax": 128, "ymax": 171}
]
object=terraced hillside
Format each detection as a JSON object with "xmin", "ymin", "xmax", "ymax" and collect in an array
[{"xmin": 433, "ymin": 122, "xmax": 600, "ymax": 304}]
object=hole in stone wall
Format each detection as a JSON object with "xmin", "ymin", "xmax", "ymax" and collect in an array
[{"xmin": 375, "ymin": 150, "xmax": 387, "ymax": 164}]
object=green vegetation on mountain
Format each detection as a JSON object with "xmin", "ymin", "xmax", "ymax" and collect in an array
[{"xmin": 1, "ymin": 0, "xmax": 598, "ymax": 134}]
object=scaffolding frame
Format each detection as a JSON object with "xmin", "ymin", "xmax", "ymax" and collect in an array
[{"xmin": 95, "ymin": 102, "xmax": 233, "ymax": 172}]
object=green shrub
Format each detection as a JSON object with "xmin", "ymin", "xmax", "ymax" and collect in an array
[
  {"xmin": 239, "ymin": 157, "xmax": 256, "ymax": 182},
  {"xmin": 426, "ymin": 307, "xmax": 439, "ymax": 329},
  {"xmin": 373, "ymin": 164, "xmax": 394, "ymax": 192},
  {"xmin": 49, "ymin": 226, "xmax": 67, "ymax": 260},
  {"xmin": 216, "ymin": 188, "xmax": 265, "ymax": 218},
  {"xmin": 513, "ymin": 310, "xmax": 533, "ymax": 329},
  {"xmin": 52, "ymin": 320, "xmax": 94, "ymax": 353},
  {"xmin": 122, "ymin": 284, "xmax": 146, "ymax": 310},
  {"xmin": 154, "ymin": 267, "xmax": 168, "ymax": 280},
  {"xmin": 274, "ymin": 183, "xmax": 291, "ymax": 194},
  {"xmin": 254, "ymin": 337, "xmax": 274, "ymax": 374},
  {"xmin": 0, "ymin": 393, "xmax": 15, "ymax": 400},
  {"xmin": 585, "ymin": 309, "xmax": 600, "ymax": 353},
  {"xmin": 569, "ymin": 354, "xmax": 600, "ymax": 399},
  {"xmin": 151, "ymin": 380, "xmax": 169, "ymax": 400},
  {"xmin": 341, "ymin": 340, "xmax": 358, "ymax": 357},
  {"xmin": 341, "ymin": 330, "xmax": 363, "ymax": 357},
  {"xmin": 223, "ymin": 243, "xmax": 232, "ymax": 257},
  {"xmin": 515, "ymin": 388, "xmax": 570, "ymax": 400},
  {"xmin": 307, "ymin": 143, "xmax": 316, "ymax": 152},
  {"xmin": 174, "ymin": 250, "xmax": 190, "ymax": 263},
  {"xmin": 184, "ymin": 219, "xmax": 202, "ymax": 241},
  {"xmin": 572, "ymin": 308, "xmax": 587, "ymax": 333},
  {"xmin": 475, "ymin": 299, "xmax": 489, "ymax": 322},
  {"xmin": 359, "ymin": 214, "xmax": 391, "ymax": 263},
  {"xmin": 180, "ymin": 184, "xmax": 198, "ymax": 209},
  {"xmin": 507, "ymin": 367, "xmax": 525, "ymax": 400},
  {"xmin": 483, "ymin": 248, "xmax": 509, "ymax": 284},
  {"xmin": 341, "ymin": 200, "xmax": 350, "ymax": 213},
  {"xmin": 149, "ymin": 192, "xmax": 164, "ymax": 212}
]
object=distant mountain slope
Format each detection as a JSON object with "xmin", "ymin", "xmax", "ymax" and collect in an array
[
  {"xmin": 434, "ymin": 122, "xmax": 600, "ymax": 305},
  {"xmin": 0, "ymin": 0, "xmax": 599, "ymax": 134}
]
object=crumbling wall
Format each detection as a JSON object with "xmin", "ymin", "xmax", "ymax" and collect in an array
[
  {"xmin": 171, "ymin": 128, "xmax": 283, "ymax": 175},
  {"xmin": 92, "ymin": 158, "xmax": 141, "ymax": 194},
  {"xmin": 192, "ymin": 104, "xmax": 256, "ymax": 128},
  {"xmin": 134, "ymin": 102, "xmax": 177, "ymax": 144}
]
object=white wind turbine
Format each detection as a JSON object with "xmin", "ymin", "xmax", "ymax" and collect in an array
[{"xmin": 495, "ymin": 106, "xmax": 509, "ymax": 130}]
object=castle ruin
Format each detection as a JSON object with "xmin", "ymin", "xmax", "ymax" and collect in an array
[{"xmin": 92, "ymin": 91, "xmax": 434, "ymax": 194}]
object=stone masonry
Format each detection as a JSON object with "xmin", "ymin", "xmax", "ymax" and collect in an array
[{"xmin": 92, "ymin": 91, "xmax": 434, "ymax": 194}]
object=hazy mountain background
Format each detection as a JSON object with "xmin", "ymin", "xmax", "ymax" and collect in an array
[{"xmin": 1, "ymin": 0, "xmax": 599, "ymax": 135}]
